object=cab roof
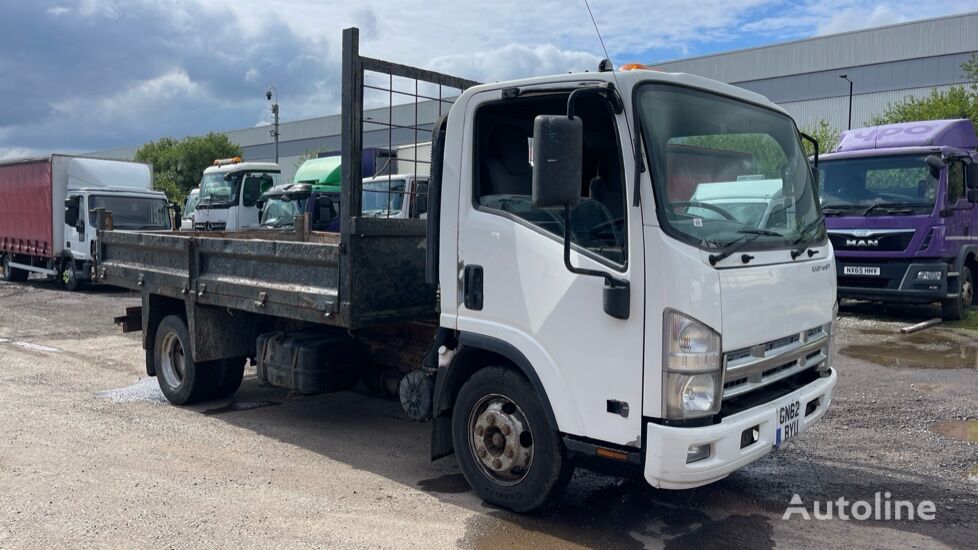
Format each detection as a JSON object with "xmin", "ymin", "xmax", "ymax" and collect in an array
[{"xmin": 833, "ymin": 119, "xmax": 978, "ymax": 153}]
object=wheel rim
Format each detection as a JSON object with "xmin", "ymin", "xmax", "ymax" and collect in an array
[
  {"xmin": 158, "ymin": 331, "xmax": 187, "ymax": 390},
  {"xmin": 62, "ymin": 266, "xmax": 72, "ymax": 285},
  {"xmin": 963, "ymin": 276, "xmax": 974, "ymax": 306},
  {"xmin": 467, "ymin": 393, "xmax": 534, "ymax": 486}
]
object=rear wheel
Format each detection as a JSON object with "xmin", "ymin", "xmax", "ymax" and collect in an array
[
  {"xmin": 153, "ymin": 315, "xmax": 219, "ymax": 404},
  {"xmin": 211, "ymin": 357, "xmax": 246, "ymax": 399},
  {"xmin": 942, "ymin": 265, "xmax": 973, "ymax": 321},
  {"xmin": 451, "ymin": 366, "xmax": 570, "ymax": 512},
  {"xmin": 2, "ymin": 255, "xmax": 29, "ymax": 282}
]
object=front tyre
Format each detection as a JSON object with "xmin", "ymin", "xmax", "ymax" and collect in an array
[
  {"xmin": 153, "ymin": 315, "xmax": 218, "ymax": 405},
  {"xmin": 942, "ymin": 265, "xmax": 973, "ymax": 321},
  {"xmin": 60, "ymin": 260, "xmax": 80, "ymax": 291},
  {"xmin": 451, "ymin": 366, "xmax": 570, "ymax": 512}
]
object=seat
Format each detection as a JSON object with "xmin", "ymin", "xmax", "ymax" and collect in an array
[
  {"xmin": 486, "ymin": 124, "xmax": 532, "ymax": 196},
  {"xmin": 589, "ymin": 176, "xmax": 625, "ymax": 221}
]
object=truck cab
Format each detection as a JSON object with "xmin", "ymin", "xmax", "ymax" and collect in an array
[
  {"xmin": 820, "ymin": 120, "xmax": 978, "ymax": 319},
  {"xmin": 180, "ymin": 188, "xmax": 199, "ymax": 231},
  {"xmin": 59, "ymin": 158, "xmax": 170, "ymax": 290},
  {"xmin": 361, "ymin": 174, "xmax": 428, "ymax": 219},
  {"xmin": 194, "ymin": 158, "xmax": 280, "ymax": 231}
]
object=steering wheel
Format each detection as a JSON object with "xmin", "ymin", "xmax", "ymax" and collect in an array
[{"xmin": 667, "ymin": 201, "xmax": 739, "ymax": 222}]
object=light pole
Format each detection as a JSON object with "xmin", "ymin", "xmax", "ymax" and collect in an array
[
  {"xmin": 266, "ymin": 86, "xmax": 279, "ymax": 163},
  {"xmin": 838, "ymin": 74, "xmax": 853, "ymax": 130}
]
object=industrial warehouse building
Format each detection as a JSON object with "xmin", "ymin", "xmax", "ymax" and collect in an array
[{"xmin": 95, "ymin": 12, "xmax": 978, "ymax": 182}]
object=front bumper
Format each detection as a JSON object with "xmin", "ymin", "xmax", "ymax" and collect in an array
[
  {"xmin": 836, "ymin": 259, "xmax": 953, "ymax": 303},
  {"xmin": 644, "ymin": 368, "xmax": 837, "ymax": 490}
]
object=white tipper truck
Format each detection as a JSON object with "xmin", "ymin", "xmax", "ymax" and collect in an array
[{"xmin": 97, "ymin": 28, "xmax": 837, "ymax": 512}]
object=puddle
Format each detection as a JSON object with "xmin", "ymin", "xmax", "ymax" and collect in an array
[
  {"xmin": 417, "ymin": 473, "xmax": 471, "ymax": 494},
  {"xmin": 931, "ymin": 420, "xmax": 978, "ymax": 443},
  {"xmin": 968, "ymin": 465, "xmax": 978, "ymax": 483},
  {"xmin": 841, "ymin": 329, "xmax": 978, "ymax": 369},
  {"xmin": 96, "ymin": 377, "xmax": 168, "ymax": 405},
  {"xmin": 203, "ymin": 401, "xmax": 281, "ymax": 415}
]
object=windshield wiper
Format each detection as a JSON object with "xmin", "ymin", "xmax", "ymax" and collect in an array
[
  {"xmin": 861, "ymin": 202, "xmax": 882, "ymax": 215},
  {"xmin": 790, "ymin": 215, "xmax": 826, "ymax": 260},
  {"xmin": 822, "ymin": 208, "xmax": 845, "ymax": 216},
  {"xmin": 707, "ymin": 229, "xmax": 784, "ymax": 266}
]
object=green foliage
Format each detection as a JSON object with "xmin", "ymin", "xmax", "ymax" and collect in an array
[
  {"xmin": 800, "ymin": 119, "xmax": 841, "ymax": 156},
  {"xmin": 134, "ymin": 132, "xmax": 242, "ymax": 204},
  {"xmin": 680, "ymin": 133, "xmax": 787, "ymax": 179},
  {"xmin": 868, "ymin": 54, "xmax": 978, "ymax": 128}
]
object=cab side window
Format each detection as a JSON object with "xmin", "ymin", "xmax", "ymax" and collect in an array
[
  {"xmin": 948, "ymin": 161, "xmax": 964, "ymax": 204},
  {"xmin": 474, "ymin": 94, "xmax": 627, "ymax": 265}
]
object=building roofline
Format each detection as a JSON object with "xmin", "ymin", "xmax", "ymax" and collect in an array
[{"xmin": 652, "ymin": 10, "xmax": 978, "ymax": 66}]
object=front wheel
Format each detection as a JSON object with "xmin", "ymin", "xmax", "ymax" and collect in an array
[
  {"xmin": 451, "ymin": 366, "xmax": 571, "ymax": 512},
  {"xmin": 60, "ymin": 260, "xmax": 80, "ymax": 291},
  {"xmin": 942, "ymin": 265, "xmax": 973, "ymax": 321}
]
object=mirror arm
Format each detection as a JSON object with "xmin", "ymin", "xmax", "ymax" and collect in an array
[{"xmin": 562, "ymin": 205, "xmax": 628, "ymax": 287}]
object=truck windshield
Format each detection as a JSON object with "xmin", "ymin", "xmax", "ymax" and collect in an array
[
  {"xmin": 199, "ymin": 173, "xmax": 237, "ymax": 207},
  {"xmin": 362, "ymin": 179, "xmax": 405, "ymax": 216},
  {"xmin": 637, "ymin": 84, "xmax": 822, "ymax": 251},
  {"xmin": 89, "ymin": 195, "xmax": 171, "ymax": 230},
  {"xmin": 261, "ymin": 199, "xmax": 303, "ymax": 228},
  {"xmin": 182, "ymin": 193, "xmax": 200, "ymax": 220},
  {"xmin": 818, "ymin": 155, "xmax": 937, "ymax": 214}
]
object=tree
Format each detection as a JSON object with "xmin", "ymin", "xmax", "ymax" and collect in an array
[
  {"xmin": 800, "ymin": 119, "xmax": 841, "ymax": 156},
  {"xmin": 868, "ymin": 53, "xmax": 978, "ymax": 127},
  {"xmin": 134, "ymin": 132, "xmax": 242, "ymax": 204}
]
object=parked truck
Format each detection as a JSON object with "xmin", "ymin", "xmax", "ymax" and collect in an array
[
  {"xmin": 97, "ymin": 28, "xmax": 837, "ymax": 512},
  {"xmin": 193, "ymin": 157, "xmax": 281, "ymax": 231},
  {"xmin": 0, "ymin": 155, "xmax": 170, "ymax": 290},
  {"xmin": 820, "ymin": 119, "xmax": 978, "ymax": 319}
]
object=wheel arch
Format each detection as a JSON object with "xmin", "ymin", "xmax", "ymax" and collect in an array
[
  {"xmin": 430, "ymin": 332, "xmax": 562, "ymax": 460},
  {"xmin": 142, "ymin": 292, "xmax": 186, "ymax": 376}
]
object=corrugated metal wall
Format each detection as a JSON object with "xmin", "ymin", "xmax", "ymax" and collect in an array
[
  {"xmin": 655, "ymin": 12, "xmax": 978, "ymax": 82},
  {"xmin": 781, "ymin": 84, "xmax": 965, "ymax": 130}
]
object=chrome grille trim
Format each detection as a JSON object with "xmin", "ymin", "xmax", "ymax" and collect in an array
[{"xmin": 722, "ymin": 326, "xmax": 829, "ymax": 399}]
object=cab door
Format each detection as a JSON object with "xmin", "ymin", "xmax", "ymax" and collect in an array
[{"xmin": 454, "ymin": 88, "xmax": 646, "ymax": 447}]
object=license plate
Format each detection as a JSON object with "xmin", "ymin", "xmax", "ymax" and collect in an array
[
  {"xmin": 843, "ymin": 266, "xmax": 880, "ymax": 276},
  {"xmin": 775, "ymin": 398, "xmax": 802, "ymax": 448}
]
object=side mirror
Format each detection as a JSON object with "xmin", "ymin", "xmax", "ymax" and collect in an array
[
  {"xmin": 967, "ymin": 162, "xmax": 978, "ymax": 190},
  {"xmin": 925, "ymin": 155, "xmax": 945, "ymax": 179},
  {"xmin": 64, "ymin": 196, "xmax": 80, "ymax": 227},
  {"xmin": 531, "ymin": 115, "xmax": 583, "ymax": 209}
]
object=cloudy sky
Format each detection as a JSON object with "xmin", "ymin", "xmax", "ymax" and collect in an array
[{"xmin": 1, "ymin": 0, "xmax": 976, "ymax": 159}]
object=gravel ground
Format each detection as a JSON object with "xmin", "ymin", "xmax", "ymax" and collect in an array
[{"xmin": 0, "ymin": 278, "xmax": 975, "ymax": 549}]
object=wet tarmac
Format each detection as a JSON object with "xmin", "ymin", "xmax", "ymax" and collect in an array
[
  {"xmin": 931, "ymin": 419, "xmax": 978, "ymax": 443},
  {"xmin": 3, "ymin": 280, "xmax": 978, "ymax": 548}
]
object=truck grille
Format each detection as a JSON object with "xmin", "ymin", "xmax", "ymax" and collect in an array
[
  {"xmin": 828, "ymin": 230, "xmax": 914, "ymax": 252},
  {"xmin": 722, "ymin": 326, "xmax": 828, "ymax": 400},
  {"xmin": 194, "ymin": 222, "xmax": 226, "ymax": 231}
]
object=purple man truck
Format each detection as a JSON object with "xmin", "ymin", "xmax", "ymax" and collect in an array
[{"xmin": 819, "ymin": 119, "xmax": 978, "ymax": 319}]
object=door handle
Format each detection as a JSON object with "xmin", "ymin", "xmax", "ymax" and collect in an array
[{"xmin": 463, "ymin": 265, "xmax": 483, "ymax": 310}]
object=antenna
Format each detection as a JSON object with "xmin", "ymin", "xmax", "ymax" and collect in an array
[
  {"xmin": 584, "ymin": 0, "xmax": 613, "ymax": 70},
  {"xmin": 582, "ymin": 0, "xmax": 643, "ymax": 207}
]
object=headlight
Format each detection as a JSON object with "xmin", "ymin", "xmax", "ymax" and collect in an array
[
  {"xmin": 916, "ymin": 270, "xmax": 942, "ymax": 281},
  {"xmin": 663, "ymin": 310, "xmax": 722, "ymax": 419}
]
